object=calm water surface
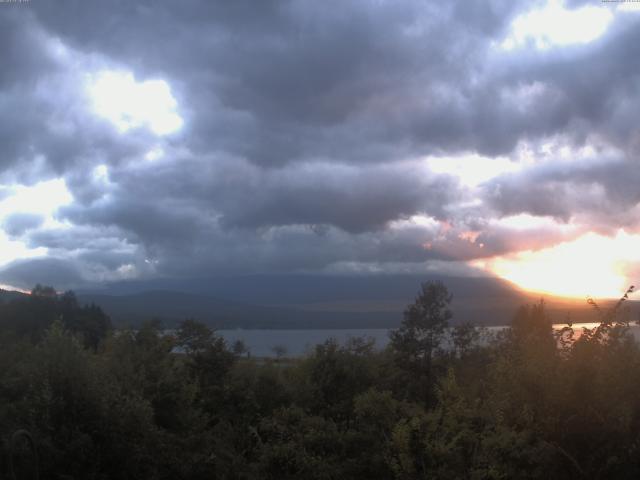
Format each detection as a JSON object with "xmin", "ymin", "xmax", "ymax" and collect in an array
[{"xmin": 217, "ymin": 323, "xmax": 640, "ymax": 358}]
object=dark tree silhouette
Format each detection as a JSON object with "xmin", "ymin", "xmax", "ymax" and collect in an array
[{"xmin": 390, "ymin": 280, "xmax": 452, "ymax": 402}]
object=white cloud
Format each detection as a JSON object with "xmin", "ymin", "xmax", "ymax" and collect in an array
[
  {"xmin": 0, "ymin": 179, "xmax": 73, "ymax": 219},
  {"xmin": 491, "ymin": 214, "xmax": 570, "ymax": 231},
  {"xmin": 424, "ymin": 153, "xmax": 521, "ymax": 187},
  {"xmin": 87, "ymin": 70, "xmax": 184, "ymax": 136},
  {"xmin": 501, "ymin": 0, "xmax": 613, "ymax": 50},
  {"xmin": 388, "ymin": 215, "xmax": 440, "ymax": 230}
]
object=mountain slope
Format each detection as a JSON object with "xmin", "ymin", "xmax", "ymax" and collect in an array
[
  {"xmin": 77, "ymin": 274, "xmax": 615, "ymax": 328},
  {"xmin": 0, "ymin": 288, "xmax": 28, "ymax": 303}
]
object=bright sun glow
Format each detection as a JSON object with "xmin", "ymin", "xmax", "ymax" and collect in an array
[
  {"xmin": 501, "ymin": 0, "xmax": 613, "ymax": 50},
  {"xmin": 475, "ymin": 231, "xmax": 640, "ymax": 299},
  {"xmin": 87, "ymin": 71, "xmax": 183, "ymax": 135}
]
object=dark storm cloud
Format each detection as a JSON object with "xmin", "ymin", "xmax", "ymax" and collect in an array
[
  {"xmin": 215, "ymin": 166, "xmax": 453, "ymax": 233},
  {"xmin": 0, "ymin": 10, "xmax": 54, "ymax": 87},
  {"xmin": 26, "ymin": 0, "xmax": 537, "ymax": 165},
  {"xmin": 483, "ymin": 154, "xmax": 640, "ymax": 238},
  {"xmin": 6, "ymin": 0, "xmax": 636, "ymax": 169},
  {"xmin": 0, "ymin": 0, "xmax": 639, "ymax": 286},
  {"xmin": 20, "ymin": 0, "xmax": 636, "ymax": 169},
  {"xmin": 4, "ymin": 221, "xmax": 452, "ymax": 287},
  {"xmin": 0, "ymin": 257, "xmax": 83, "ymax": 290},
  {"xmin": 60, "ymin": 155, "xmax": 460, "ymax": 236},
  {"xmin": 49, "ymin": 156, "xmax": 463, "ymax": 279},
  {"xmin": 494, "ymin": 18, "xmax": 640, "ymax": 156},
  {"xmin": 0, "ymin": 8, "xmax": 159, "ymax": 182}
]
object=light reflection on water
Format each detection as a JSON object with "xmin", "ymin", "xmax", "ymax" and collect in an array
[{"xmin": 215, "ymin": 324, "xmax": 640, "ymax": 358}]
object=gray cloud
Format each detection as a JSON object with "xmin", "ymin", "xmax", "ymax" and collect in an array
[
  {"xmin": 0, "ymin": 1, "xmax": 639, "ymax": 288},
  {"xmin": 484, "ymin": 154, "xmax": 640, "ymax": 232},
  {"xmin": 0, "ymin": 257, "xmax": 83, "ymax": 290},
  {"xmin": 3, "ymin": 213, "xmax": 44, "ymax": 237},
  {"xmin": 24, "ymin": 0, "xmax": 534, "ymax": 164}
]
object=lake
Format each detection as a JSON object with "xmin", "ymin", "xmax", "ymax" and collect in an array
[{"xmin": 216, "ymin": 323, "xmax": 640, "ymax": 357}]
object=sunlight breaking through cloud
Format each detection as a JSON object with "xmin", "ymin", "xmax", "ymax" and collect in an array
[
  {"xmin": 476, "ymin": 231, "xmax": 640, "ymax": 299},
  {"xmin": 501, "ymin": 0, "xmax": 614, "ymax": 50},
  {"xmin": 424, "ymin": 154, "xmax": 521, "ymax": 187},
  {"xmin": 0, "ymin": 234, "xmax": 46, "ymax": 268},
  {"xmin": 0, "ymin": 179, "xmax": 74, "ymax": 268},
  {"xmin": 87, "ymin": 71, "xmax": 183, "ymax": 136},
  {"xmin": 0, "ymin": 179, "xmax": 73, "ymax": 220}
]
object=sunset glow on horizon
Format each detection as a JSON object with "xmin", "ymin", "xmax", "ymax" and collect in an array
[{"xmin": 475, "ymin": 230, "xmax": 640, "ymax": 299}]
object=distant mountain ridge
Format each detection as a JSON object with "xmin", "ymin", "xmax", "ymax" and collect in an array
[
  {"xmin": 74, "ymin": 274, "xmax": 616, "ymax": 329},
  {"xmin": 0, "ymin": 288, "xmax": 27, "ymax": 303},
  {"xmin": 0, "ymin": 275, "xmax": 626, "ymax": 329},
  {"xmin": 76, "ymin": 290, "xmax": 397, "ymax": 329}
]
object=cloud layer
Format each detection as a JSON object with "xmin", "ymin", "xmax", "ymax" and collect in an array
[{"xmin": 0, "ymin": 0, "xmax": 639, "ymax": 289}]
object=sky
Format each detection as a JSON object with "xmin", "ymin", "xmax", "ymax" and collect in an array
[{"xmin": 0, "ymin": 0, "xmax": 639, "ymax": 298}]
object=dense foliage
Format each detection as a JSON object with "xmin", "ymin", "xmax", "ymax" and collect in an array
[{"xmin": 0, "ymin": 282, "xmax": 639, "ymax": 479}]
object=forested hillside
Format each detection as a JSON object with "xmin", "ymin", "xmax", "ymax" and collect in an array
[{"xmin": 0, "ymin": 283, "xmax": 639, "ymax": 479}]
